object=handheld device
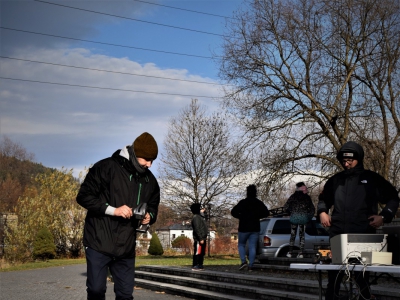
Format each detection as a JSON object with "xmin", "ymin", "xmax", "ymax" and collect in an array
[{"xmin": 133, "ymin": 203, "xmax": 150, "ymax": 233}]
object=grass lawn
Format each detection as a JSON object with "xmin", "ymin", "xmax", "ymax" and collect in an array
[{"xmin": 1, "ymin": 255, "xmax": 239, "ymax": 272}]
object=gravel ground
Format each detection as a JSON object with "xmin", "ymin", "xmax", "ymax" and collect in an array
[{"xmin": 202, "ymin": 263, "xmax": 400, "ymax": 290}]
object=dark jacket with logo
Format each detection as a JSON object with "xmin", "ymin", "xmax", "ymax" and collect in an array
[
  {"xmin": 76, "ymin": 148, "xmax": 160, "ymax": 258},
  {"xmin": 317, "ymin": 142, "xmax": 399, "ymax": 238},
  {"xmin": 231, "ymin": 197, "xmax": 270, "ymax": 232}
]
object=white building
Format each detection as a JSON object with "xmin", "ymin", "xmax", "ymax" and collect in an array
[{"xmin": 156, "ymin": 221, "xmax": 216, "ymax": 250}]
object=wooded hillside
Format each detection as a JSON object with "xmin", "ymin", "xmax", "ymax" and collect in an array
[{"xmin": 0, "ymin": 136, "xmax": 53, "ymax": 212}]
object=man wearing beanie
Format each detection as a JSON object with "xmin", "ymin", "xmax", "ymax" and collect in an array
[
  {"xmin": 318, "ymin": 141, "xmax": 399, "ymax": 300},
  {"xmin": 77, "ymin": 132, "xmax": 160, "ymax": 300}
]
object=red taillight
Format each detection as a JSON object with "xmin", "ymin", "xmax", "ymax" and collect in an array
[{"xmin": 263, "ymin": 236, "xmax": 271, "ymax": 246}]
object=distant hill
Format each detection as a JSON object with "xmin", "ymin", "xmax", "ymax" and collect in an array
[{"xmin": 0, "ymin": 154, "xmax": 54, "ymax": 212}]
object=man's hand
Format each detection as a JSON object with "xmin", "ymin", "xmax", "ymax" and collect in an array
[
  {"xmin": 141, "ymin": 212, "xmax": 151, "ymax": 225},
  {"xmin": 199, "ymin": 240, "xmax": 204, "ymax": 244},
  {"xmin": 114, "ymin": 205, "xmax": 133, "ymax": 219},
  {"xmin": 320, "ymin": 212, "xmax": 331, "ymax": 227},
  {"xmin": 368, "ymin": 215, "xmax": 384, "ymax": 228}
]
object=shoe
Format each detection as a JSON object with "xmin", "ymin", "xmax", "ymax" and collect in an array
[
  {"xmin": 248, "ymin": 266, "xmax": 253, "ymax": 272},
  {"xmin": 192, "ymin": 265, "xmax": 201, "ymax": 271},
  {"xmin": 297, "ymin": 253, "xmax": 304, "ymax": 258},
  {"xmin": 239, "ymin": 262, "xmax": 248, "ymax": 270},
  {"xmin": 197, "ymin": 265, "xmax": 204, "ymax": 271},
  {"xmin": 286, "ymin": 252, "xmax": 292, "ymax": 258}
]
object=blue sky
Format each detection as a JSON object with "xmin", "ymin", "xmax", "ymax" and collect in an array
[{"xmin": 0, "ymin": 0, "xmax": 243, "ymax": 177}]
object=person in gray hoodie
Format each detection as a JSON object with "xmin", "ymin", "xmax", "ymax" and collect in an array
[{"xmin": 318, "ymin": 141, "xmax": 399, "ymax": 300}]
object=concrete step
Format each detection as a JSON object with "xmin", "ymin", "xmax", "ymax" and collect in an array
[
  {"xmin": 135, "ymin": 265, "xmax": 400, "ymax": 300},
  {"xmin": 135, "ymin": 278, "xmax": 255, "ymax": 300},
  {"xmin": 135, "ymin": 276, "xmax": 320, "ymax": 300},
  {"xmin": 136, "ymin": 266, "xmax": 320, "ymax": 300}
]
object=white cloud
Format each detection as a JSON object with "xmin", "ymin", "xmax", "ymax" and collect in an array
[{"xmin": 0, "ymin": 47, "xmax": 223, "ymax": 177}]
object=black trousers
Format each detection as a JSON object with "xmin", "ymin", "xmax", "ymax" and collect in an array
[
  {"xmin": 325, "ymin": 269, "xmax": 371, "ymax": 300},
  {"xmin": 85, "ymin": 247, "xmax": 135, "ymax": 300},
  {"xmin": 192, "ymin": 241, "xmax": 206, "ymax": 267}
]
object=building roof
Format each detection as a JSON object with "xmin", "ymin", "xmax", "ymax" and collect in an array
[{"xmin": 157, "ymin": 222, "xmax": 192, "ymax": 231}]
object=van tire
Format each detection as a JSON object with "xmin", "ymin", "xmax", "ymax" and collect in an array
[{"xmin": 277, "ymin": 247, "xmax": 291, "ymax": 257}]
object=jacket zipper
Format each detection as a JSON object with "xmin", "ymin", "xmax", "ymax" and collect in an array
[{"xmin": 137, "ymin": 183, "xmax": 142, "ymax": 205}]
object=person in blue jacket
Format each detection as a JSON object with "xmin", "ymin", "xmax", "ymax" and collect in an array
[
  {"xmin": 318, "ymin": 141, "xmax": 399, "ymax": 300},
  {"xmin": 231, "ymin": 184, "xmax": 270, "ymax": 271},
  {"xmin": 77, "ymin": 132, "xmax": 160, "ymax": 300}
]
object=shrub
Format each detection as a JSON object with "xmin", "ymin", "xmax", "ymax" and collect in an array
[
  {"xmin": 171, "ymin": 236, "xmax": 192, "ymax": 254},
  {"xmin": 4, "ymin": 168, "xmax": 85, "ymax": 262},
  {"xmin": 147, "ymin": 233, "xmax": 164, "ymax": 256},
  {"xmin": 162, "ymin": 247, "xmax": 183, "ymax": 256},
  {"xmin": 212, "ymin": 236, "xmax": 237, "ymax": 255},
  {"xmin": 33, "ymin": 227, "xmax": 56, "ymax": 260}
]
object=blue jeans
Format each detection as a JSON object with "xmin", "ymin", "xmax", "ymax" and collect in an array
[{"xmin": 238, "ymin": 231, "xmax": 258, "ymax": 267}]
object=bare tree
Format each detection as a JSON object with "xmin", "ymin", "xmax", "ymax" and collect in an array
[
  {"xmin": 0, "ymin": 136, "xmax": 34, "ymax": 161},
  {"xmin": 0, "ymin": 136, "xmax": 36, "ymax": 211},
  {"xmin": 0, "ymin": 175, "xmax": 22, "ymax": 212},
  {"xmin": 150, "ymin": 203, "xmax": 180, "ymax": 232},
  {"xmin": 219, "ymin": 0, "xmax": 400, "ymax": 192},
  {"xmin": 159, "ymin": 99, "xmax": 247, "ymax": 220}
]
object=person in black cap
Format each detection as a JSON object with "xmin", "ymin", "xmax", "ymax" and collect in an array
[
  {"xmin": 283, "ymin": 182, "xmax": 315, "ymax": 258},
  {"xmin": 190, "ymin": 203, "xmax": 208, "ymax": 271},
  {"xmin": 77, "ymin": 132, "xmax": 160, "ymax": 300},
  {"xmin": 318, "ymin": 141, "xmax": 399, "ymax": 300}
]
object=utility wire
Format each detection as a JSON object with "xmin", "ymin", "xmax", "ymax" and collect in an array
[
  {"xmin": 0, "ymin": 77, "xmax": 222, "ymax": 99},
  {"xmin": 0, "ymin": 56, "xmax": 226, "ymax": 86},
  {"xmin": 0, "ymin": 27, "xmax": 213, "ymax": 59},
  {"xmin": 132, "ymin": 0, "xmax": 235, "ymax": 19},
  {"xmin": 34, "ymin": 0, "xmax": 225, "ymax": 37}
]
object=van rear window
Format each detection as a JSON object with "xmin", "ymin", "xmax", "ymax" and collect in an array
[{"xmin": 271, "ymin": 220, "xmax": 291, "ymax": 234}]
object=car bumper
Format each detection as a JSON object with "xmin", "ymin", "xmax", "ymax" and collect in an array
[{"xmin": 257, "ymin": 248, "xmax": 280, "ymax": 259}]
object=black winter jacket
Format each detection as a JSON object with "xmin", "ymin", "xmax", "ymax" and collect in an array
[
  {"xmin": 231, "ymin": 197, "xmax": 270, "ymax": 232},
  {"xmin": 318, "ymin": 142, "xmax": 399, "ymax": 238},
  {"xmin": 318, "ymin": 169, "xmax": 399, "ymax": 238},
  {"xmin": 76, "ymin": 149, "xmax": 160, "ymax": 258}
]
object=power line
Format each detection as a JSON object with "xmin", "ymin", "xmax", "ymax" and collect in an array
[
  {"xmin": 0, "ymin": 56, "xmax": 226, "ymax": 86},
  {"xmin": 132, "ymin": 0, "xmax": 235, "ymax": 20},
  {"xmin": 1, "ymin": 27, "xmax": 213, "ymax": 59},
  {"xmin": 0, "ymin": 77, "xmax": 222, "ymax": 99},
  {"xmin": 34, "ymin": 0, "xmax": 225, "ymax": 37}
]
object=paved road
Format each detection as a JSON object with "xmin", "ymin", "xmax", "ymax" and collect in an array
[{"xmin": 0, "ymin": 264, "xmax": 192, "ymax": 300}]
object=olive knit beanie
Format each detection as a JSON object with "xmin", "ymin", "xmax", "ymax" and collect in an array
[{"xmin": 133, "ymin": 132, "xmax": 158, "ymax": 160}]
